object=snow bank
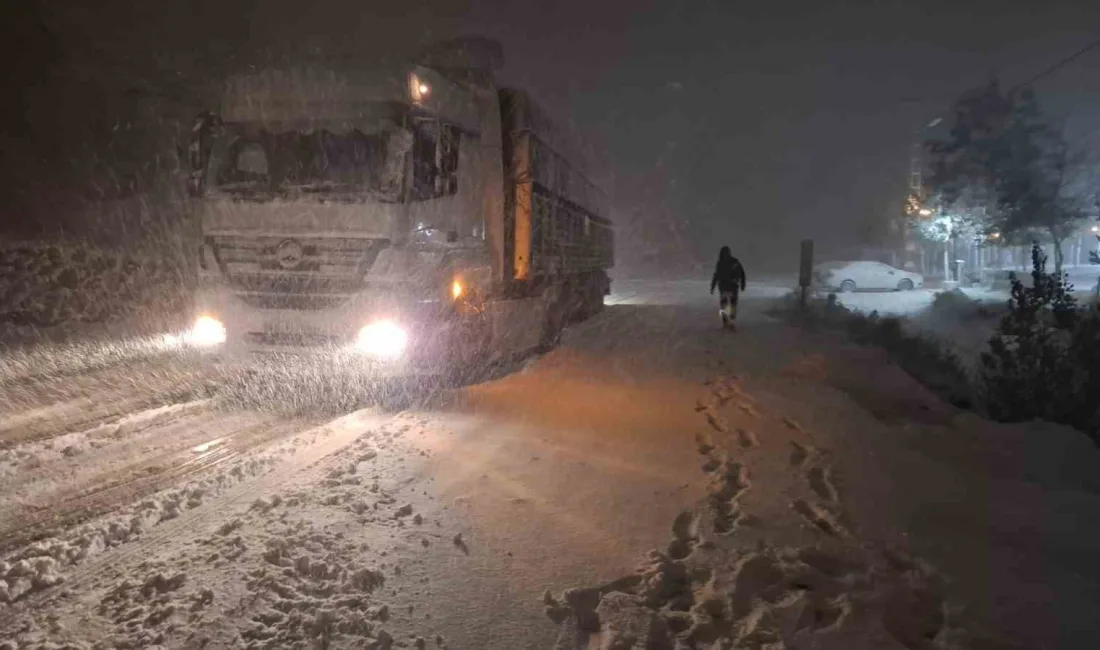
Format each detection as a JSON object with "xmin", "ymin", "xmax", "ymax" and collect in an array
[
  {"xmin": 0, "ymin": 242, "xmax": 191, "ymax": 345},
  {"xmin": 0, "ymin": 448, "xmax": 285, "ymax": 604},
  {"xmin": 2, "ymin": 416, "xmax": 406, "ymax": 649}
]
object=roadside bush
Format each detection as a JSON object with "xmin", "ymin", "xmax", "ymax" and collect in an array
[
  {"xmin": 1067, "ymin": 305, "xmax": 1100, "ymax": 435},
  {"xmin": 980, "ymin": 244, "xmax": 1100, "ymax": 442},
  {"xmin": 774, "ymin": 252, "xmax": 1099, "ymax": 442},
  {"xmin": 928, "ymin": 288, "xmax": 999, "ymax": 321},
  {"xmin": 767, "ymin": 289, "xmax": 845, "ymax": 325}
]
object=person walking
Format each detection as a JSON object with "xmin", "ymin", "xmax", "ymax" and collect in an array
[{"xmin": 710, "ymin": 246, "xmax": 747, "ymax": 329}]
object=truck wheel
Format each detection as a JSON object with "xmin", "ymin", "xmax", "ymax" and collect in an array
[
  {"xmin": 587, "ymin": 279, "xmax": 605, "ymax": 315},
  {"xmin": 571, "ymin": 273, "xmax": 604, "ymax": 322}
]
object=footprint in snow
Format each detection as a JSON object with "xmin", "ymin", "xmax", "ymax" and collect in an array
[
  {"xmin": 736, "ymin": 428, "xmax": 758, "ymax": 449},
  {"xmin": 712, "ymin": 497, "xmax": 743, "ymax": 535},
  {"xmin": 710, "ymin": 461, "xmax": 751, "ymax": 534},
  {"xmin": 808, "ymin": 466, "xmax": 839, "ymax": 504},
  {"xmin": 790, "ymin": 441, "xmax": 813, "ymax": 468},
  {"xmin": 782, "ymin": 416, "xmax": 804, "ymax": 433},
  {"xmin": 791, "ymin": 499, "xmax": 845, "ymax": 538},
  {"xmin": 668, "ymin": 510, "xmax": 699, "ymax": 559},
  {"xmin": 701, "ymin": 455, "xmax": 722, "ymax": 473},
  {"xmin": 705, "ymin": 411, "xmax": 728, "ymax": 433},
  {"xmin": 782, "ymin": 416, "xmax": 817, "ymax": 443}
]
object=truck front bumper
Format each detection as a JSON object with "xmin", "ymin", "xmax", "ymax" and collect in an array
[{"xmin": 184, "ymin": 285, "xmax": 469, "ymax": 378}]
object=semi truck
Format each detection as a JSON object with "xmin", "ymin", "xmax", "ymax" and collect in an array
[{"xmin": 183, "ymin": 38, "xmax": 613, "ymax": 377}]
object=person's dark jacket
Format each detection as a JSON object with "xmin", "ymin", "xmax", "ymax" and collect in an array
[{"xmin": 711, "ymin": 247, "xmax": 747, "ymax": 294}]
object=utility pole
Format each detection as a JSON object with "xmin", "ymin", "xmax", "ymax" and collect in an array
[
  {"xmin": 905, "ymin": 118, "xmax": 941, "ymax": 275},
  {"xmin": 908, "ymin": 142, "xmax": 923, "ymax": 197}
]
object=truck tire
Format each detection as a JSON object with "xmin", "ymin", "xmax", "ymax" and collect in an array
[
  {"xmin": 576, "ymin": 273, "xmax": 604, "ymax": 320},
  {"xmin": 587, "ymin": 277, "xmax": 605, "ymax": 316}
]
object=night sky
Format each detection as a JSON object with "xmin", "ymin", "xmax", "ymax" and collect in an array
[{"xmin": 4, "ymin": 0, "xmax": 1099, "ymax": 271}]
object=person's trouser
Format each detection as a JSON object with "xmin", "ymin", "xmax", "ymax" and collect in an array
[{"xmin": 720, "ymin": 290, "xmax": 739, "ymax": 321}]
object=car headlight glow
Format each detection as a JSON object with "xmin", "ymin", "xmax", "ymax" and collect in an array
[
  {"xmin": 356, "ymin": 320, "xmax": 408, "ymax": 360},
  {"xmin": 188, "ymin": 315, "xmax": 227, "ymax": 347}
]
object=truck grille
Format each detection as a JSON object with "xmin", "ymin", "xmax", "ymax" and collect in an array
[
  {"xmin": 208, "ymin": 235, "xmax": 388, "ymax": 308},
  {"xmin": 245, "ymin": 331, "xmax": 346, "ymax": 347},
  {"xmin": 237, "ymin": 293, "xmax": 350, "ymax": 310}
]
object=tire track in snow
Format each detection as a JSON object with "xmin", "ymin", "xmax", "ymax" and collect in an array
[
  {"xmin": 0, "ymin": 379, "xmax": 216, "ymax": 452},
  {"xmin": 0, "ymin": 398, "xmax": 222, "ymax": 506},
  {"xmin": 0, "ymin": 409, "xmax": 315, "ymax": 555}
]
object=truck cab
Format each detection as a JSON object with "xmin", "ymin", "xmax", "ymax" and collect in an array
[{"xmin": 184, "ymin": 40, "xmax": 612, "ymax": 377}]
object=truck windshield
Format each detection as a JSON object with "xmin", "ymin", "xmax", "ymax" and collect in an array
[{"xmin": 207, "ymin": 115, "xmax": 411, "ymax": 201}]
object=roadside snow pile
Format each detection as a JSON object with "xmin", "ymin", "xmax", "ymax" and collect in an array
[
  {"xmin": 835, "ymin": 290, "xmax": 936, "ymax": 318},
  {"xmin": 0, "ymin": 451, "xmax": 282, "ymax": 604},
  {"xmin": 2, "ymin": 418, "xmax": 405, "ymax": 650},
  {"xmin": 0, "ymin": 427, "xmax": 94, "ymax": 477},
  {"xmin": 0, "ymin": 242, "xmax": 190, "ymax": 339}
]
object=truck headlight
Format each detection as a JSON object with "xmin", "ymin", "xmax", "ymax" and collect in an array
[
  {"xmin": 356, "ymin": 320, "xmax": 408, "ymax": 359},
  {"xmin": 188, "ymin": 315, "xmax": 227, "ymax": 347}
]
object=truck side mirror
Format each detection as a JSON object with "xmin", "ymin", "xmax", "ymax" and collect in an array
[{"xmin": 187, "ymin": 111, "xmax": 222, "ymax": 197}]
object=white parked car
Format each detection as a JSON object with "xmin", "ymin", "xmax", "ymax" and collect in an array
[{"xmin": 813, "ymin": 261, "xmax": 924, "ymax": 292}]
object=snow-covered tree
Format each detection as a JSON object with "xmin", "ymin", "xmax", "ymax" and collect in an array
[{"xmin": 925, "ymin": 81, "xmax": 1093, "ymax": 274}]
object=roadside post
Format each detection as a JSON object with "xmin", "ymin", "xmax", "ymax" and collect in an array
[{"xmin": 799, "ymin": 239, "xmax": 814, "ymax": 310}]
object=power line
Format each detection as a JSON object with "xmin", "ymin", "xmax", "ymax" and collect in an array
[
  {"xmin": 1009, "ymin": 32, "xmax": 1100, "ymax": 92},
  {"xmin": 907, "ymin": 31, "xmax": 1100, "ymax": 125}
]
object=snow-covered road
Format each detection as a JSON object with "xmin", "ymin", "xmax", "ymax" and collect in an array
[{"xmin": 2, "ymin": 280, "xmax": 1099, "ymax": 649}]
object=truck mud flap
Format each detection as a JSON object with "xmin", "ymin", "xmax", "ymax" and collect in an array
[{"xmin": 485, "ymin": 296, "xmax": 547, "ymax": 364}]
